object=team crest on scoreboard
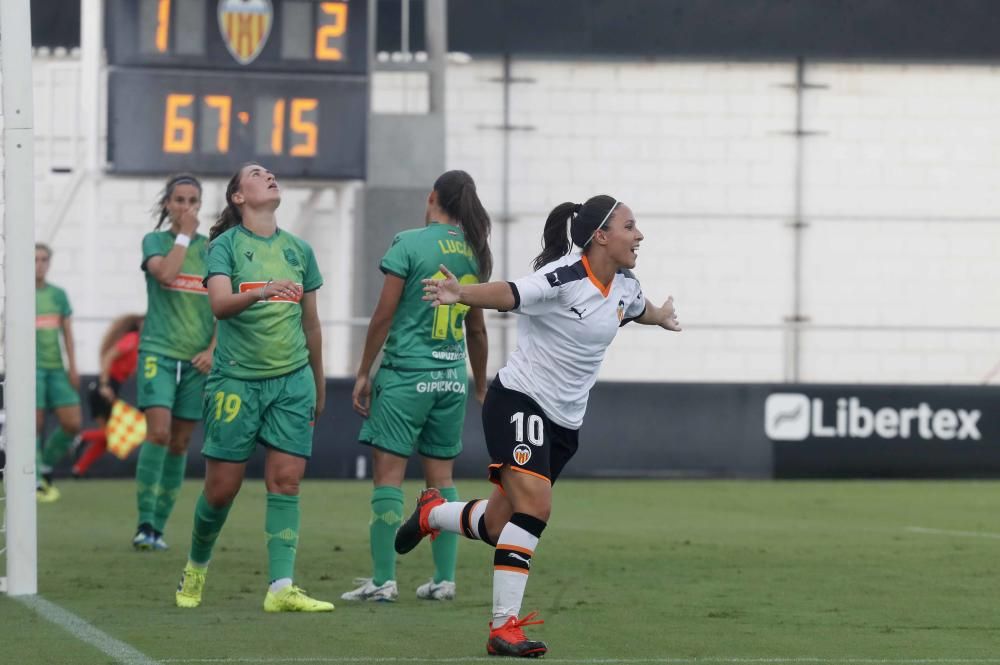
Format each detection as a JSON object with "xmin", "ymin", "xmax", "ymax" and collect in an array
[
  {"xmin": 218, "ymin": 0, "xmax": 273, "ymax": 65},
  {"xmin": 512, "ymin": 444, "xmax": 532, "ymax": 466}
]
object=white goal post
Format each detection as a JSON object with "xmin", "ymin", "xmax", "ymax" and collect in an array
[{"xmin": 1, "ymin": 0, "xmax": 38, "ymax": 596}]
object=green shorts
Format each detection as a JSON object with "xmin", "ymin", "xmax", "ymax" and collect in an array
[
  {"xmin": 137, "ymin": 351, "xmax": 207, "ymax": 421},
  {"xmin": 359, "ymin": 366, "xmax": 468, "ymax": 460},
  {"xmin": 36, "ymin": 367, "xmax": 80, "ymax": 410},
  {"xmin": 201, "ymin": 364, "xmax": 317, "ymax": 463}
]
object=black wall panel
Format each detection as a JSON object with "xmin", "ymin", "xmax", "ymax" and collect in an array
[
  {"xmin": 33, "ymin": 1, "xmax": 1000, "ymax": 61},
  {"xmin": 40, "ymin": 378, "xmax": 1000, "ymax": 481}
]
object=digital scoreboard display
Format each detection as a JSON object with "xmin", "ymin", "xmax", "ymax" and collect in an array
[
  {"xmin": 106, "ymin": 0, "xmax": 367, "ymax": 73},
  {"xmin": 106, "ymin": 0, "xmax": 368, "ymax": 178}
]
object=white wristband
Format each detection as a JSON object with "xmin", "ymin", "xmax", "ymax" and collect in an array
[{"xmin": 174, "ymin": 233, "xmax": 191, "ymax": 247}]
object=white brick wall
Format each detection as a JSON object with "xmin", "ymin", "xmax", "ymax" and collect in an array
[
  {"xmin": 446, "ymin": 58, "xmax": 1000, "ymax": 384},
  {"xmin": 0, "ymin": 65, "xmax": 5, "ymax": 372},
  {"xmin": 19, "ymin": 55, "xmax": 1000, "ymax": 384}
]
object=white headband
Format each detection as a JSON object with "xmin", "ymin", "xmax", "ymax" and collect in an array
[{"xmin": 582, "ymin": 199, "xmax": 618, "ymax": 248}]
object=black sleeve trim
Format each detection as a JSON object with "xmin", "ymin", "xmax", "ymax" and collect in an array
[
  {"xmin": 379, "ymin": 265, "xmax": 406, "ymax": 280},
  {"xmin": 500, "ymin": 281, "xmax": 520, "ymax": 312},
  {"xmin": 203, "ymin": 272, "xmax": 230, "ymax": 288},
  {"xmin": 545, "ymin": 262, "xmax": 588, "ymax": 288},
  {"xmin": 620, "ymin": 305, "xmax": 646, "ymax": 327}
]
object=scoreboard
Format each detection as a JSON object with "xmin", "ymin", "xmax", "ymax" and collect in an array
[{"xmin": 106, "ymin": 0, "xmax": 368, "ymax": 179}]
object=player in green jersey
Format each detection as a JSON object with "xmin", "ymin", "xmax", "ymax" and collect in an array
[
  {"xmin": 342, "ymin": 170, "xmax": 492, "ymax": 602},
  {"xmin": 174, "ymin": 163, "xmax": 333, "ymax": 613},
  {"xmin": 133, "ymin": 174, "xmax": 216, "ymax": 551},
  {"xmin": 34, "ymin": 243, "xmax": 81, "ymax": 503}
]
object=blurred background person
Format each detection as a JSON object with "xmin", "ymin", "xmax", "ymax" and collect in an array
[
  {"xmin": 35, "ymin": 242, "xmax": 81, "ymax": 503},
  {"xmin": 71, "ymin": 313, "xmax": 144, "ymax": 477}
]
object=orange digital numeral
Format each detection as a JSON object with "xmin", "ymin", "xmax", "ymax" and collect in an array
[
  {"xmin": 270, "ymin": 99, "xmax": 286, "ymax": 154},
  {"xmin": 163, "ymin": 93, "xmax": 194, "ymax": 153},
  {"xmin": 289, "ymin": 98, "xmax": 318, "ymax": 157},
  {"xmin": 155, "ymin": 0, "xmax": 171, "ymax": 53},
  {"xmin": 315, "ymin": 2, "xmax": 348, "ymax": 61},
  {"xmin": 204, "ymin": 95, "xmax": 232, "ymax": 153}
]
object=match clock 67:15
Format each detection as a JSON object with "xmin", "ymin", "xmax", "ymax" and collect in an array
[{"xmin": 107, "ymin": 69, "xmax": 367, "ymax": 179}]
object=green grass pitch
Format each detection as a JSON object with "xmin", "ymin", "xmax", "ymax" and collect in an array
[{"xmin": 2, "ymin": 479, "xmax": 999, "ymax": 664}]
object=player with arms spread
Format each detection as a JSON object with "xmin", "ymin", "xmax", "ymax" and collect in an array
[
  {"xmin": 174, "ymin": 163, "xmax": 332, "ymax": 613},
  {"xmin": 133, "ymin": 174, "xmax": 216, "ymax": 551},
  {"xmin": 395, "ymin": 195, "xmax": 681, "ymax": 657}
]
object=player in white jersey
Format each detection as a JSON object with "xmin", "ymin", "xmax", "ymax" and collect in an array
[{"xmin": 394, "ymin": 195, "xmax": 681, "ymax": 657}]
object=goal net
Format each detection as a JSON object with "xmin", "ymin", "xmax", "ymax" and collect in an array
[{"xmin": 1, "ymin": 0, "xmax": 38, "ymax": 596}]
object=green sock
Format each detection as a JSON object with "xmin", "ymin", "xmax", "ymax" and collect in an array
[
  {"xmin": 152, "ymin": 452, "xmax": 187, "ymax": 534},
  {"xmin": 432, "ymin": 486, "xmax": 460, "ymax": 583},
  {"xmin": 189, "ymin": 492, "xmax": 232, "ymax": 566},
  {"xmin": 266, "ymin": 493, "xmax": 300, "ymax": 583},
  {"xmin": 370, "ymin": 485, "xmax": 404, "ymax": 586},
  {"xmin": 135, "ymin": 442, "xmax": 167, "ymax": 529},
  {"xmin": 40, "ymin": 428, "xmax": 74, "ymax": 468}
]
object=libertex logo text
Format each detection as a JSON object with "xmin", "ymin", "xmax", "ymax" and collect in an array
[{"xmin": 764, "ymin": 393, "xmax": 982, "ymax": 442}]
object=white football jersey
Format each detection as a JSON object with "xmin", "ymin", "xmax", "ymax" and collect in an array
[{"xmin": 497, "ymin": 254, "xmax": 646, "ymax": 429}]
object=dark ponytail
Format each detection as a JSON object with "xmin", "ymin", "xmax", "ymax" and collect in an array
[
  {"xmin": 433, "ymin": 170, "xmax": 493, "ymax": 281},
  {"xmin": 533, "ymin": 202, "xmax": 578, "ymax": 271},
  {"xmin": 153, "ymin": 173, "xmax": 202, "ymax": 230},
  {"xmin": 533, "ymin": 195, "xmax": 619, "ymax": 271},
  {"xmin": 209, "ymin": 168, "xmax": 246, "ymax": 241}
]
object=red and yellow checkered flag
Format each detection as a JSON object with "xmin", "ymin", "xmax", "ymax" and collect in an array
[{"xmin": 106, "ymin": 400, "xmax": 146, "ymax": 459}]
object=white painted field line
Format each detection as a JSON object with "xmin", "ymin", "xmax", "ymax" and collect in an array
[
  {"xmin": 158, "ymin": 658, "xmax": 1000, "ymax": 665},
  {"xmin": 16, "ymin": 595, "xmax": 158, "ymax": 665},
  {"xmin": 905, "ymin": 526, "xmax": 1000, "ymax": 540}
]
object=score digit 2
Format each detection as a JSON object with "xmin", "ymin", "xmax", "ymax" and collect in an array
[{"xmin": 162, "ymin": 93, "xmax": 319, "ymax": 157}]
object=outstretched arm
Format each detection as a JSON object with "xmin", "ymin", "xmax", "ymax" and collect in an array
[
  {"xmin": 423, "ymin": 265, "xmax": 516, "ymax": 311},
  {"xmin": 464, "ymin": 307, "xmax": 489, "ymax": 404},
  {"xmin": 97, "ymin": 342, "xmax": 123, "ymax": 402},
  {"xmin": 62, "ymin": 316, "xmax": 80, "ymax": 389},
  {"xmin": 352, "ymin": 274, "xmax": 404, "ymax": 417},
  {"xmin": 636, "ymin": 296, "xmax": 682, "ymax": 331},
  {"xmin": 301, "ymin": 291, "xmax": 325, "ymax": 420},
  {"xmin": 191, "ymin": 327, "xmax": 217, "ymax": 374}
]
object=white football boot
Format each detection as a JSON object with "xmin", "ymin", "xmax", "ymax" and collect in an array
[
  {"xmin": 416, "ymin": 578, "xmax": 456, "ymax": 600},
  {"xmin": 340, "ymin": 577, "xmax": 398, "ymax": 602}
]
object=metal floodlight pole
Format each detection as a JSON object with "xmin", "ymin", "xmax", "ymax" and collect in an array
[
  {"xmin": 425, "ymin": 0, "xmax": 447, "ymax": 114},
  {"xmin": 1, "ymin": 0, "xmax": 38, "ymax": 596}
]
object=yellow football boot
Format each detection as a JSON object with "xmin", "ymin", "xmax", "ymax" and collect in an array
[{"xmin": 263, "ymin": 585, "xmax": 334, "ymax": 612}]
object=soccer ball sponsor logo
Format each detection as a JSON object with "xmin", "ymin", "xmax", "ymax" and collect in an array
[{"xmin": 512, "ymin": 444, "xmax": 532, "ymax": 466}]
